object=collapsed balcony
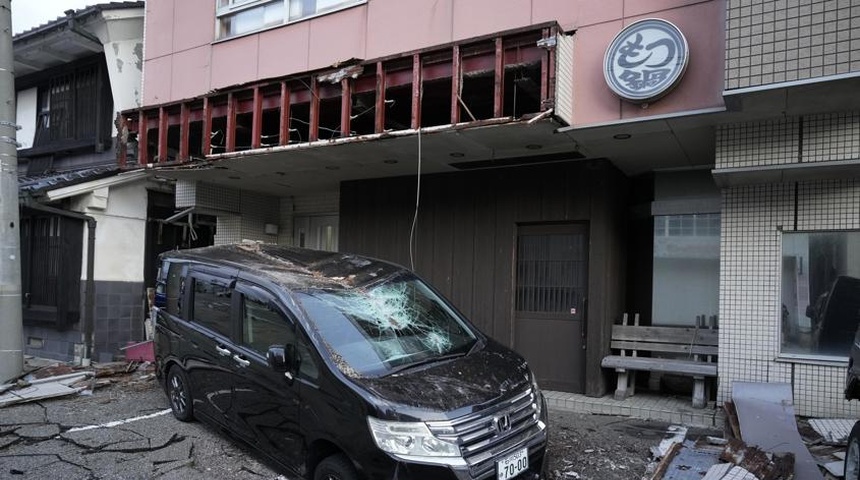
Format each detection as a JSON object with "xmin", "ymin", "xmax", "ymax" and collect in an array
[{"xmin": 118, "ymin": 24, "xmax": 561, "ymax": 166}]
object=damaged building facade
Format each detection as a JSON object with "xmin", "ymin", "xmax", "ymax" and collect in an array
[
  {"xmin": 125, "ymin": 0, "xmax": 860, "ymax": 418},
  {"xmin": 14, "ymin": 2, "xmax": 211, "ymax": 364}
]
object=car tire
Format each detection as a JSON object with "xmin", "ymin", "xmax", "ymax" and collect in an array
[
  {"xmin": 314, "ymin": 454, "xmax": 359, "ymax": 480},
  {"xmin": 166, "ymin": 365, "xmax": 194, "ymax": 422},
  {"xmin": 846, "ymin": 420, "xmax": 860, "ymax": 480}
]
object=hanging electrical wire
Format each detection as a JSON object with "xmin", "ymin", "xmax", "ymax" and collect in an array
[{"xmin": 408, "ymin": 89, "xmax": 423, "ymax": 271}]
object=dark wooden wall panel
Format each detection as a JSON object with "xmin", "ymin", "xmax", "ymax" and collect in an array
[{"xmin": 340, "ymin": 159, "xmax": 629, "ymax": 396}]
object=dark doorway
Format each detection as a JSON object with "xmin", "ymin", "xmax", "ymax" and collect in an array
[{"xmin": 514, "ymin": 223, "xmax": 588, "ymax": 392}]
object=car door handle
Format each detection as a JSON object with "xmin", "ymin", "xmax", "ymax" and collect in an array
[
  {"xmin": 215, "ymin": 345, "xmax": 231, "ymax": 357},
  {"xmin": 232, "ymin": 354, "xmax": 250, "ymax": 368}
]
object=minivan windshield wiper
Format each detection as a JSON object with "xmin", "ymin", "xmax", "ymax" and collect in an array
[{"xmin": 383, "ymin": 351, "xmax": 469, "ymax": 377}]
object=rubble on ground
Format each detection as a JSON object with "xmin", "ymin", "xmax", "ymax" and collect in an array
[{"xmin": 0, "ymin": 357, "xmax": 156, "ymax": 408}]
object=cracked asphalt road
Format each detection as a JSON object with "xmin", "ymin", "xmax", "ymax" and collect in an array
[
  {"xmin": 0, "ymin": 379, "xmax": 280, "ymax": 479},
  {"xmin": 1, "ymin": 373, "xmax": 699, "ymax": 480}
]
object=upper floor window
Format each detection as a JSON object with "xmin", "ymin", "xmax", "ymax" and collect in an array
[{"xmin": 216, "ymin": 0, "xmax": 362, "ymax": 39}]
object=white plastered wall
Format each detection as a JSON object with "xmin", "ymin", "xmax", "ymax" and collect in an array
[{"xmin": 71, "ymin": 181, "xmax": 148, "ymax": 282}]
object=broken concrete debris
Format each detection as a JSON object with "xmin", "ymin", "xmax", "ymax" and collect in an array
[{"xmin": 0, "ymin": 360, "xmax": 155, "ymax": 408}]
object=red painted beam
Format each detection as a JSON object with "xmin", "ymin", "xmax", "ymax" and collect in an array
[
  {"xmin": 451, "ymin": 45, "xmax": 461, "ymax": 124},
  {"xmin": 280, "ymin": 82, "xmax": 291, "ymax": 145},
  {"xmin": 179, "ymin": 103, "xmax": 190, "ymax": 162},
  {"xmin": 226, "ymin": 93, "xmax": 237, "ymax": 152},
  {"xmin": 309, "ymin": 78, "xmax": 320, "ymax": 142},
  {"xmin": 375, "ymin": 62, "xmax": 386, "ymax": 133},
  {"xmin": 202, "ymin": 97, "xmax": 212, "ymax": 156},
  {"xmin": 117, "ymin": 113, "xmax": 127, "ymax": 167},
  {"xmin": 252, "ymin": 87, "xmax": 263, "ymax": 149},
  {"xmin": 494, "ymin": 37, "xmax": 504, "ymax": 118},
  {"xmin": 157, "ymin": 107, "xmax": 168, "ymax": 163},
  {"xmin": 411, "ymin": 53, "xmax": 421, "ymax": 130},
  {"xmin": 138, "ymin": 110, "xmax": 148, "ymax": 165},
  {"xmin": 340, "ymin": 78, "xmax": 352, "ymax": 138}
]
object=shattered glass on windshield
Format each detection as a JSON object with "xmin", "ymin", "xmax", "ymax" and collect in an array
[{"xmin": 295, "ymin": 274, "xmax": 477, "ymax": 377}]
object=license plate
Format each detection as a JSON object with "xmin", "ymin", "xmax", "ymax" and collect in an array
[{"xmin": 496, "ymin": 447, "xmax": 529, "ymax": 480}]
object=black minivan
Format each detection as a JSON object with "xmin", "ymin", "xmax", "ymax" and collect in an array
[{"xmin": 153, "ymin": 243, "xmax": 548, "ymax": 480}]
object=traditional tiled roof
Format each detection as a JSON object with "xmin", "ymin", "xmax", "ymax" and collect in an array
[
  {"xmin": 18, "ymin": 165, "xmax": 120, "ymax": 196},
  {"xmin": 13, "ymin": 2, "xmax": 144, "ymax": 41}
]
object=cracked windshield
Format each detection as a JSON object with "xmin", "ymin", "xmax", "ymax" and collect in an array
[{"xmin": 295, "ymin": 274, "xmax": 478, "ymax": 377}]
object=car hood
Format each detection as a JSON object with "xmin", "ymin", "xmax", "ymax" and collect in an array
[{"xmin": 355, "ymin": 341, "xmax": 531, "ymax": 418}]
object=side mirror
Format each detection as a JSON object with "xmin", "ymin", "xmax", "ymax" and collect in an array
[{"xmin": 267, "ymin": 344, "xmax": 299, "ymax": 374}]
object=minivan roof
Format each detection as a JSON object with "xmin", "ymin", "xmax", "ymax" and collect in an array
[{"xmin": 161, "ymin": 243, "xmax": 403, "ymax": 291}]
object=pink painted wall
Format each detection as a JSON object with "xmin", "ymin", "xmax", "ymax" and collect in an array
[{"xmin": 143, "ymin": 0, "xmax": 724, "ymax": 126}]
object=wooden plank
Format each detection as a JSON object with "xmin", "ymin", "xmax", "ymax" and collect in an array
[
  {"xmin": 157, "ymin": 106, "xmax": 168, "ymax": 163},
  {"xmin": 226, "ymin": 93, "xmax": 236, "ymax": 152},
  {"xmin": 610, "ymin": 340, "xmax": 719, "ymax": 357},
  {"xmin": 309, "ymin": 78, "xmax": 320, "ymax": 141},
  {"xmin": 138, "ymin": 110, "xmax": 148, "ymax": 164},
  {"xmin": 601, "ymin": 356, "xmax": 718, "ymax": 377},
  {"xmin": 611, "ymin": 325, "xmax": 719, "ymax": 345}
]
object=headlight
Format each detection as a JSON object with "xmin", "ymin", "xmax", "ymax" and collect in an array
[
  {"xmin": 531, "ymin": 372, "xmax": 543, "ymax": 420},
  {"xmin": 367, "ymin": 417, "xmax": 460, "ymax": 457}
]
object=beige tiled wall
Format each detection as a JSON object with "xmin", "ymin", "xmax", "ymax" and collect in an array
[
  {"xmin": 726, "ymin": 0, "xmax": 860, "ymax": 90},
  {"xmin": 716, "ymin": 111, "xmax": 860, "ymax": 417}
]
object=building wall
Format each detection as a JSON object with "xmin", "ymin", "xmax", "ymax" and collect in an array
[
  {"xmin": 726, "ymin": 0, "xmax": 860, "ymax": 90},
  {"xmin": 340, "ymin": 160, "xmax": 628, "ymax": 396},
  {"xmin": 716, "ymin": 111, "xmax": 860, "ymax": 417},
  {"xmin": 142, "ymin": 0, "xmax": 725, "ymax": 128},
  {"xmin": 15, "ymin": 88, "xmax": 37, "ymax": 150}
]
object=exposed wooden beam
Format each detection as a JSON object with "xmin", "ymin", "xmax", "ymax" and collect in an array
[
  {"xmin": 179, "ymin": 103, "xmax": 190, "ymax": 161},
  {"xmin": 411, "ymin": 53, "xmax": 421, "ymax": 130},
  {"xmin": 279, "ymin": 82, "xmax": 291, "ymax": 145},
  {"xmin": 252, "ymin": 87, "xmax": 263, "ymax": 149},
  {"xmin": 494, "ymin": 37, "xmax": 504, "ymax": 118},
  {"xmin": 451, "ymin": 45, "xmax": 461, "ymax": 124},
  {"xmin": 340, "ymin": 78, "xmax": 352, "ymax": 138},
  {"xmin": 226, "ymin": 93, "xmax": 236, "ymax": 152},
  {"xmin": 202, "ymin": 97, "xmax": 212, "ymax": 156},
  {"xmin": 374, "ymin": 62, "xmax": 385, "ymax": 133},
  {"xmin": 309, "ymin": 79, "xmax": 320, "ymax": 142},
  {"xmin": 137, "ymin": 110, "xmax": 148, "ymax": 165},
  {"xmin": 116, "ymin": 113, "xmax": 127, "ymax": 167},
  {"xmin": 541, "ymin": 28, "xmax": 549, "ymax": 110},
  {"xmin": 157, "ymin": 107, "xmax": 168, "ymax": 163}
]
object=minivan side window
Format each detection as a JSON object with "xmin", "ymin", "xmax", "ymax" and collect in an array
[
  {"xmin": 192, "ymin": 276, "xmax": 233, "ymax": 338},
  {"xmin": 240, "ymin": 288, "xmax": 319, "ymax": 380},
  {"xmin": 166, "ymin": 263, "xmax": 184, "ymax": 316},
  {"xmin": 241, "ymin": 293, "xmax": 295, "ymax": 354}
]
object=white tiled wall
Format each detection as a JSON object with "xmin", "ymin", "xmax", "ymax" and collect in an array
[{"xmin": 717, "ymin": 111, "xmax": 860, "ymax": 417}]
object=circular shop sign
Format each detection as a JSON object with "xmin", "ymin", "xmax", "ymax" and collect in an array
[{"xmin": 604, "ymin": 18, "xmax": 689, "ymax": 103}]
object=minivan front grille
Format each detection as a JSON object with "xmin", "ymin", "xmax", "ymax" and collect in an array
[{"xmin": 426, "ymin": 386, "xmax": 544, "ymax": 479}]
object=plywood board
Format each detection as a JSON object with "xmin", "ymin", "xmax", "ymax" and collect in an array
[{"xmin": 731, "ymin": 382, "xmax": 824, "ymax": 480}]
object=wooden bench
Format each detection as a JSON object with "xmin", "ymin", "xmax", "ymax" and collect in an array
[{"xmin": 601, "ymin": 313, "xmax": 718, "ymax": 409}]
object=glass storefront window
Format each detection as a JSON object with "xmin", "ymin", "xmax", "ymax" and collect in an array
[
  {"xmin": 652, "ymin": 214, "xmax": 721, "ymax": 326},
  {"xmin": 781, "ymin": 231, "xmax": 860, "ymax": 358}
]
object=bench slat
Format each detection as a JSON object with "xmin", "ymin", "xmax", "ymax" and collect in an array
[
  {"xmin": 610, "ymin": 340, "xmax": 718, "ymax": 357},
  {"xmin": 601, "ymin": 355, "xmax": 718, "ymax": 377},
  {"xmin": 610, "ymin": 325, "xmax": 718, "ymax": 346}
]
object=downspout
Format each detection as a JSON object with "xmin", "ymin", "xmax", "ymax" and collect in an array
[{"xmin": 22, "ymin": 199, "xmax": 97, "ymax": 364}]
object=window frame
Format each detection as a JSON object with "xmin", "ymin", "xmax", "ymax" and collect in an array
[
  {"xmin": 187, "ymin": 270, "xmax": 236, "ymax": 340},
  {"xmin": 778, "ymin": 229, "xmax": 860, "ymax": 361},
  {"xmin": 214, "ymin": 0, "xmax": 367, "ymax": 41}
]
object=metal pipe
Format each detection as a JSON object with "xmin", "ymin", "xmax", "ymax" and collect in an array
[
  {"xmin": 23, "ymin": 201, "xmax": 97, "ymax": 363},
  {"xmin": 0, "ymin": 0, "xmax": 23, "ymax": 383}
]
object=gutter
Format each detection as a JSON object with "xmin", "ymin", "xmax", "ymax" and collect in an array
[{"xmin": 22, "ymin": 200, "xmax": 97, "ymax": 365}]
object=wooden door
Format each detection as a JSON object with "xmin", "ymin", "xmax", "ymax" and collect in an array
[{"xmin": 514, "ymin": 223, "xmax": 588, "ymax": 392}]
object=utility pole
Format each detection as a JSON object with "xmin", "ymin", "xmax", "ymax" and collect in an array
[{"xmin": 0, "ymin": 0, "xmax": 23, "ymax": 383}]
